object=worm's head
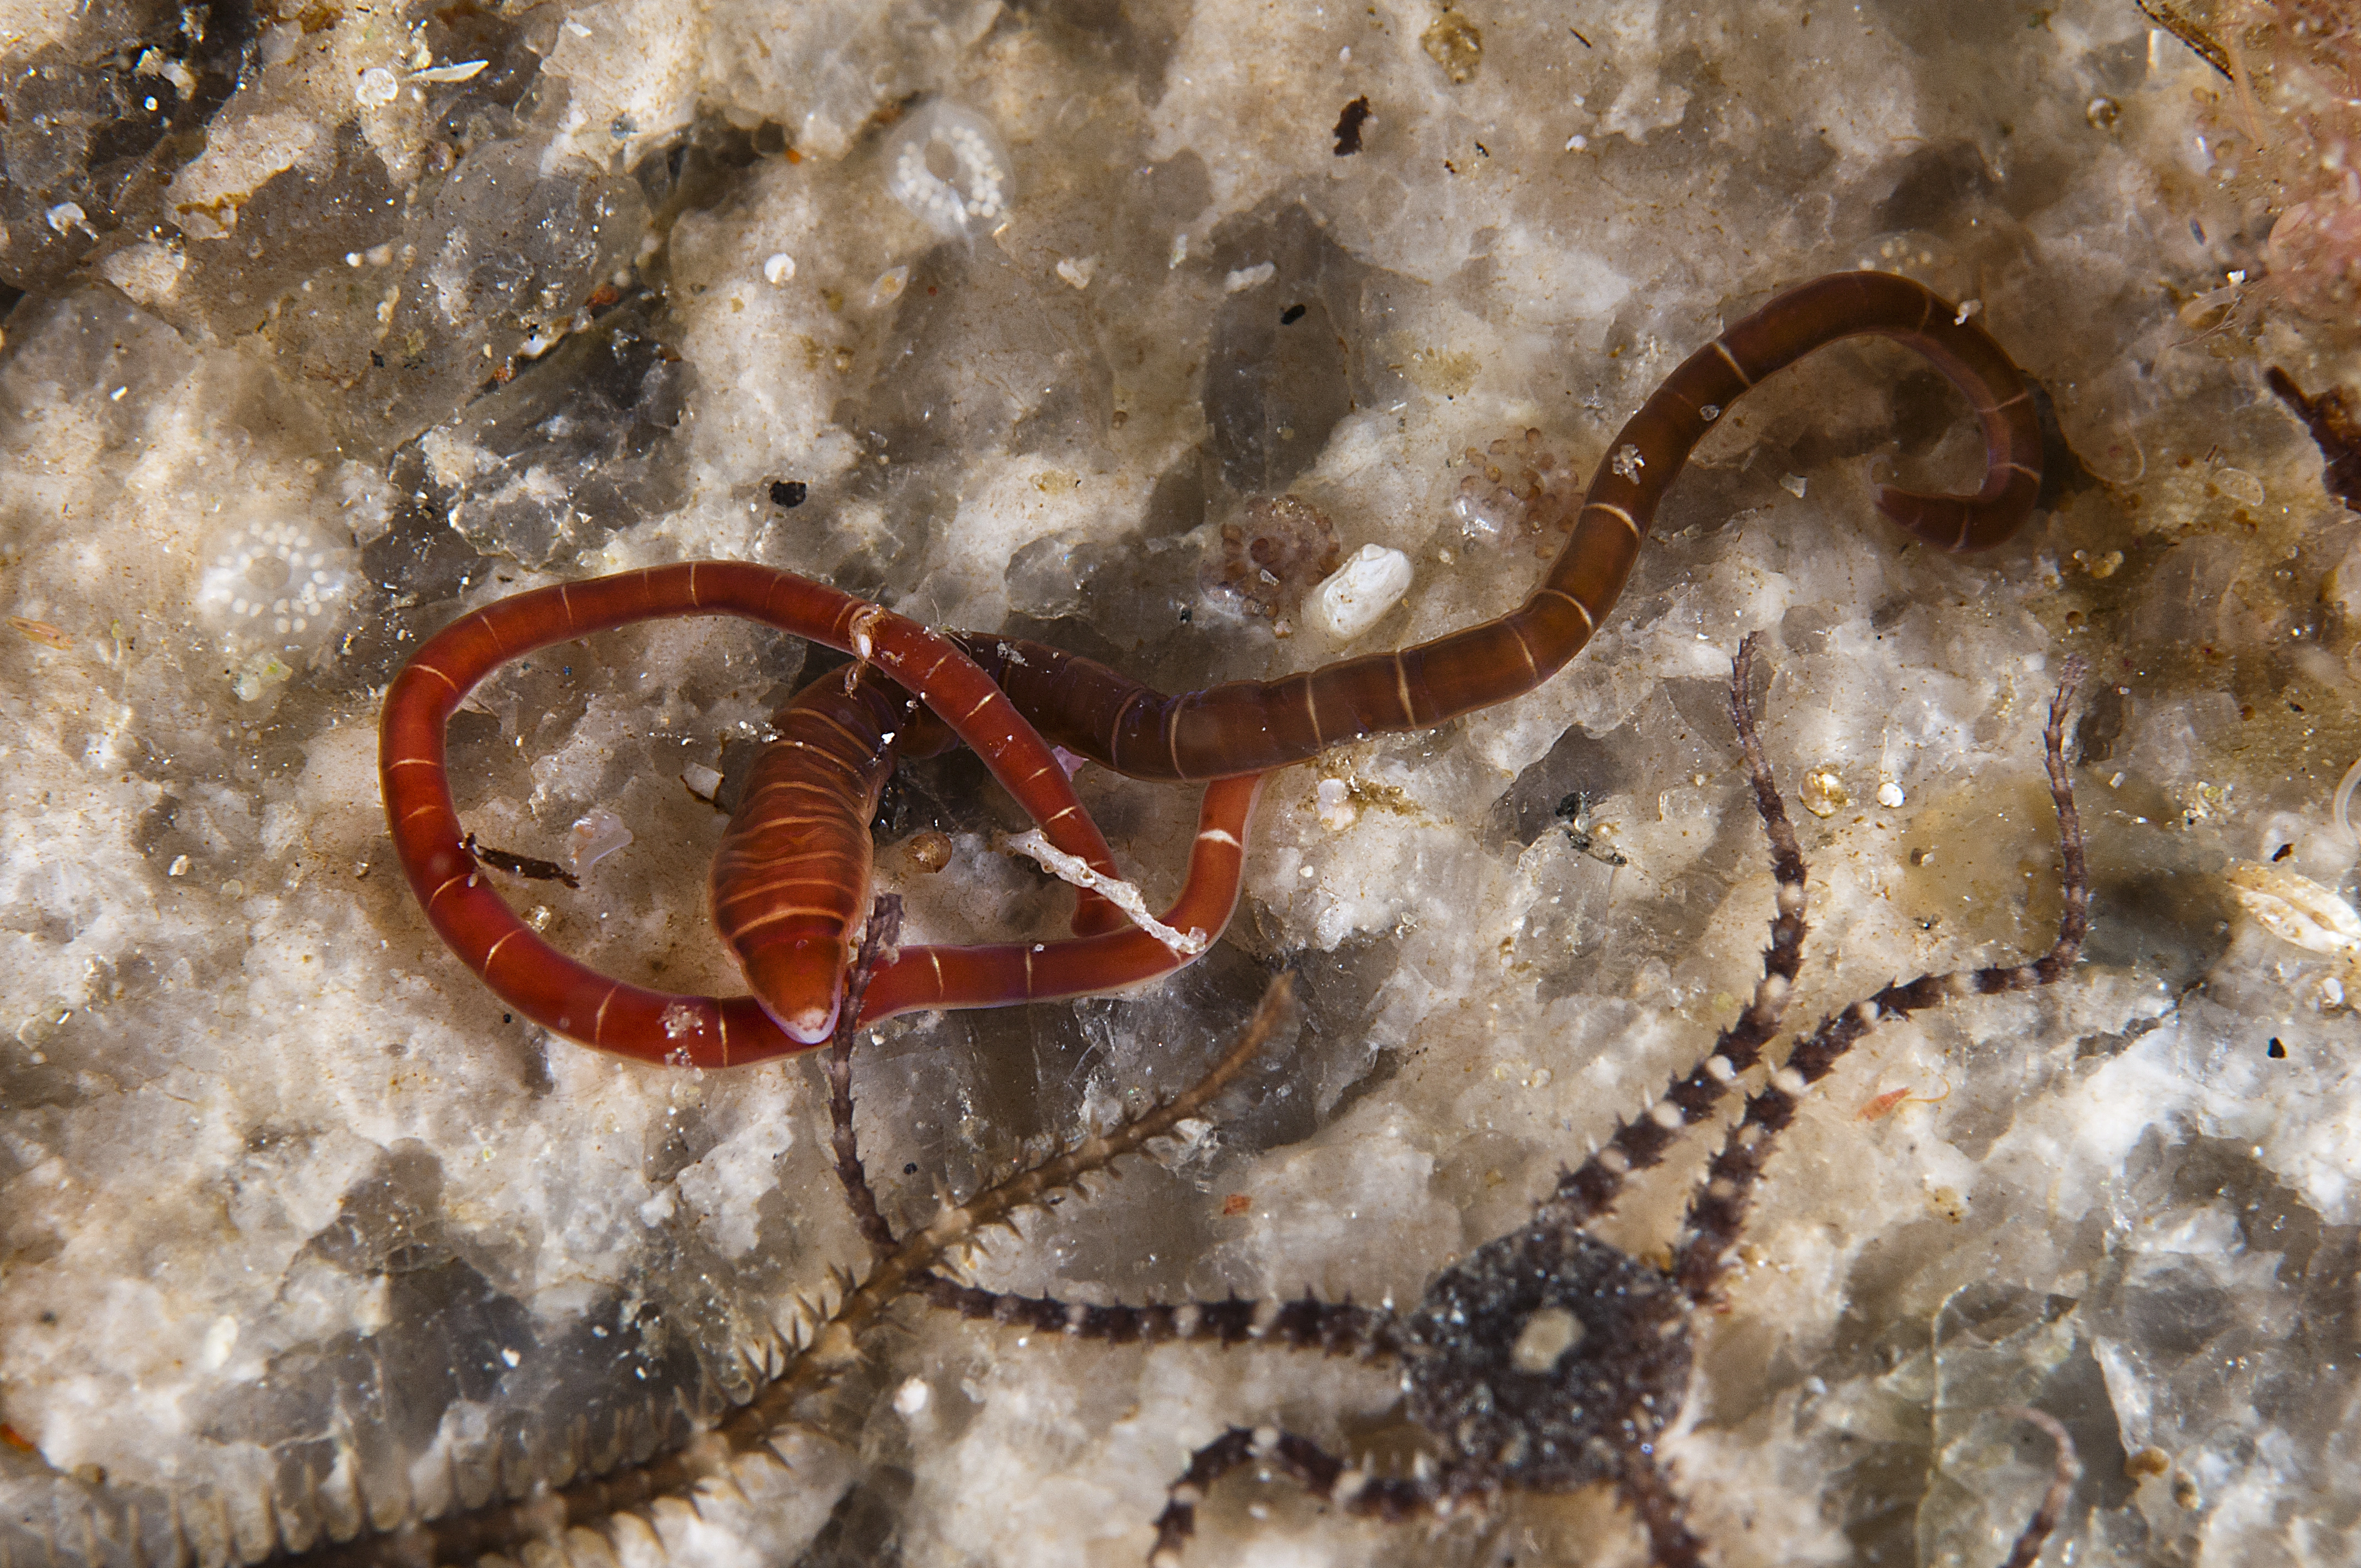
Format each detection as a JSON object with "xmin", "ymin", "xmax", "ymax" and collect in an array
[{"xmin": 743, "ymin": 937, "xmax": 848, "ymax": 1044}]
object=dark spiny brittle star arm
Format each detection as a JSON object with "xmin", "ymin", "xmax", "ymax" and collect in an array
[
  {"xmin": 262, "ymin": 932, "xmax": 1299, "ymax": 1566},
  {"xmin": 888, "ymin": 642, "xmax": 2091, "ymax": 1568}
]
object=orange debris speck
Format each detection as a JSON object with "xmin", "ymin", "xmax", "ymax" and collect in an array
[
  {"xmin": 9, "ymin": 616, "xmax": 71, "ymax": 650},
  {"xmin": 1858, "ymin": 1087, "xmax": 1913, "ymax": 1121}
]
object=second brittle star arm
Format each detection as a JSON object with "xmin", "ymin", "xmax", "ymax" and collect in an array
[
  {"xmin": 897, "ymin": 642, "xmax": 2092, "ymax": 1568},
  {"xmin": 1668, "ymin": 651, "xmax": 2088, "ymax": 1303},
  {"xmin": 254, "ymin": 943, "xmax": 1301, "ymax": 1568}
]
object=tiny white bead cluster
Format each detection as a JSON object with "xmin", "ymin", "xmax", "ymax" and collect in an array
[
  {"xmin": 195, "ymin": 520, "xmax": 357, "ymax": 650},
  {"xmin": 885, "ymin": 101, "xmax": 1013, "ymax": 241}
]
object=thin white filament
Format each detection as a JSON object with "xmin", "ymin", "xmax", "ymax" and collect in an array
[{"xmin": 1004, "ymin": 831, "xmax": 1209, "ymax": 957}]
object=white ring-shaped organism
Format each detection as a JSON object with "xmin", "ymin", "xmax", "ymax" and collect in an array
[
  {"xmin": 194, "ymin": 517, "xmax": 361, "ymax": 661},
  {"xmin": 884, "ymin": 100, "xmax": 1014, "ymax": 241}
]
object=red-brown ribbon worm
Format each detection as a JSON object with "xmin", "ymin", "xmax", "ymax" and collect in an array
[{"xmin": 379, "ymin": 271, "xmax": 2042, "ymax": 1062}]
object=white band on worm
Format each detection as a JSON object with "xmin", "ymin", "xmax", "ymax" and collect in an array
[{"xmin": 1004, "ymin": 830, "xmax": 1210, "ymax": 957}]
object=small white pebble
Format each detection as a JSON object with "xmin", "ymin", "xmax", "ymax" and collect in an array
[
  {"xmin": 681, "ymin": 763, "xmax": 723, "ymax": 798},
  {"xmin": 1877, "ymin": 780, "xmax": 1905, "ymax": 808},
  {"xmin": 893, "ymin": 1377, "xmax": 932, "ymax": 1417},
  {"xmin": 45, "ymin": 200, "xmax": 88, "ymax": 235},
  {"xmin": 763, "ymin": 252, "xmax": 796, "ymax": 286},
  {"xmin": 1954, "ymin": 298, "xmax": 1983, "ymax": 325},
  {"xmin": 1565, "ymin": 133, "xmax": 1588, "ymax": 151},
  {"xmin": 1780, "ymin": 473, "xmax": 1808, "ymax": 498},
  {"xmin": 356, "ymin": 66, "xmax": 399, "ymax": 106},
  {"xmin": 1312, "ymin": 544, "xmax": 1414, "ymax": 641},
  {"xmin": 1054, "ymin": 255, "xmax": 1098, "ymax": 290},
  {"xmin": 200, "ymin": 1316, "xmax": 239, "ymax": 1370},
  {"xmin": 1223, "ymin": 262, "xmax": 1276, "ymax": 294},
  {"xmin": 167, "ymin": 854, "xmax": 191, "ymax": 877}
]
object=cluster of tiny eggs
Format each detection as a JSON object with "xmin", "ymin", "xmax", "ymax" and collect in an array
[
  {"xmin": 194, "ymin": 519, "xmax": 359, "ymax": 658},
  {"xmin": 884, "ymin": 100, "xmax": 1013, "ymax": 241}
]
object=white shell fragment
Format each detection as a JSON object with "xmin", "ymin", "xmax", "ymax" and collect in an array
[
  {"xmin": 885, "ymin": 100, "xmax": 1013, "ymax": 239},
  {"xmin": 2224, "ymin": 862, "xmax": 2361, "ymax": 966},
  {"xmin": 567, "ymin": 809, "xmax": 634, "ymax": 875},
  {"xmin": 1311, "ymin": 544, "xmax": 1413, "ymax": 641},
  {"xmin": 869, "ymin": 264, "xmax": 910, "ymax": 308},
  {"xmin": 409, "ymin": 59, "xmax": 489, "ymax": 84}
]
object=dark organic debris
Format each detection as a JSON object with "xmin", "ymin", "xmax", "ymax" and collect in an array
[
  {"xmin": 1332, "ymin": 96, "xmax": 1372, "ymax": 156},
  {"xmin": 463, "ymin": 832, "xmax": 580, "ymax": 889},
  {"xmin": 2266, "ymin": 367, "xmax": 2361, "ymax": 513}
]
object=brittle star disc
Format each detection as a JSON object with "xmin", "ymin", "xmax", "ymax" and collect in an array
[{"xmin": 1405, "ymin": 1227, "xmax": 1693, "ymax": 1490}]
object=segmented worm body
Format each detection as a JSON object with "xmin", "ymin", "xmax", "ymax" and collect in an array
[
  {"xmin": 380, "ymin": 271, "xmax": 2043, "ymax": 1061},
  {"xmin": 382, "ymin": 564, "xmax": 1264, "ymax": 1063},
  {"xmin": 967, "ymin": 271, "xmax": 2041, "ymax": 778}
]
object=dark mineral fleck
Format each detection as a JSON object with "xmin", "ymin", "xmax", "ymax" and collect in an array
[{"xmin": 770, "ymin": 478, "xmax": 809, "ymax": 508}]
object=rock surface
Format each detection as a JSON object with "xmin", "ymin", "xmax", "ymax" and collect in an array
[{"xmin": 3, "ymin": 2, "xmax": 2358, "ymax": 1565}]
